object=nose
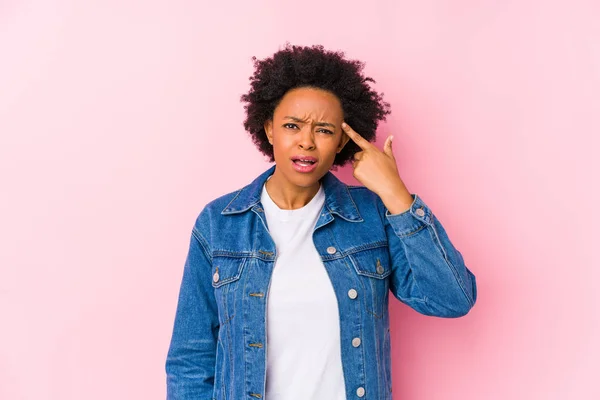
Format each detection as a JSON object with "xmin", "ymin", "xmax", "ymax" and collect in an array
[{"xmin": 298, "ymin": 126, "xmax": 316, "ymax": 150}]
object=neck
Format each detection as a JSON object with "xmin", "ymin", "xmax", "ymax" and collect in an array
[{"xmin": 265, "ymin": 168, "xmax": 321, "ymax": 210}]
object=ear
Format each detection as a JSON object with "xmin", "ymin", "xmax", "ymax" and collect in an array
[
  {"xmin": 264, "ymin": 120, "xmax": 273, "ymax": 145},
  {"xmin": 337, "ymin": 131, "xmax": 351, "ymax": 153}
]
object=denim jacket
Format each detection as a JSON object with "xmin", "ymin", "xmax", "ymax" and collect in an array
[{"xmin": 166, "ymin": 164, "xmax": 477, "ymax": 400}]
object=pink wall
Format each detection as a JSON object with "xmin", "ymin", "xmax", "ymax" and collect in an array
[{"xmin": 1, "ymin": 1, "xmax": 598, "ymax": 399}]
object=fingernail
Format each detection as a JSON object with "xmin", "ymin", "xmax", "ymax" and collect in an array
[{"xmin": 342, "ymin": 122, "xmax": 348, "ymax": 128}]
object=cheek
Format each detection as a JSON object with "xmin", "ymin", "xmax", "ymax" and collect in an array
[
  {"xmin": 273, "ymin": 134, "xmax": 292, "ymax": 148},
  {"xmin": 271, "ymin": 135, "xmax": 294, "ymax": 156},
  {"xmin": 321, "ymin": 142, "xmax": 341, "ymax": 159}
]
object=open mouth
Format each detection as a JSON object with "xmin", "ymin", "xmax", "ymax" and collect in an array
[
  {"xmin": 292, "ymin": 159, "xmax": 316, "ymax": 166},
  {"xmin": 291, "ymin": 158, "xmax": 318, "ymax": 173}
]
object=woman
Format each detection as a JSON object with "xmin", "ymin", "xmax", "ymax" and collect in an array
[{"xmin": 165, "ymin": 44, "xmax": 477, "ymax": 400}]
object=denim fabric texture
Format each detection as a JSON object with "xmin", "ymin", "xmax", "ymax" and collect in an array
[{"xmin": 166, "ymin": 164, "xmax": 477, "ymax": 400}]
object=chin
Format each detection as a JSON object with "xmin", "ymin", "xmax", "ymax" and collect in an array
[
  {"xmin": 291, "ymin": 175, "xmax": 321, "ymax": 188},
  {"xmin": 283, "ymin": 167, "xmax": 325, "ymax": 187}
]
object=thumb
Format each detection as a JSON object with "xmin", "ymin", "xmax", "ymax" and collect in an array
[{"xmin": 383, "ymin": 135, "xmax": 395, "ymax": 158}]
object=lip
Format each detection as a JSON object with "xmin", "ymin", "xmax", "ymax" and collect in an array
[
  {"xmin": 291, "ymin": 155, "xmax": 318, "ymax": 162},
  {"xmin": 290, "ymin": 156, "xmax": 319, "ymax": 173}
]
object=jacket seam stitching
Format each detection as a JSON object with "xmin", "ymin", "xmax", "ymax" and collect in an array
[
  {"xmin": 428, "ymin": 221, "xmax": 474, "ymax": 307},
  {"xmin": 192, "ymin": 227, "xmax": 213, "ymax": 263}
]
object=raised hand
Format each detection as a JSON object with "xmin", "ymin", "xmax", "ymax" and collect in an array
[{"xmin": 342, "ymin": 122, "xmax": 414, "ymax": 214}]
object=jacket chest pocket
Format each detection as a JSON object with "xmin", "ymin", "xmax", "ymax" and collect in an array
[
  {"xmin": 211, "ymin": 256, "xmax": 247, "ymax": 326},
  {"xmin": 347, "ymin": 246, "xmax": 391, "ymax": 319}
]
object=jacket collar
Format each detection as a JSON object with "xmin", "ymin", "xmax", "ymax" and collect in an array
[{"xmin": 221, "ymin": 164, "xmax": 362, "ymax": 222}]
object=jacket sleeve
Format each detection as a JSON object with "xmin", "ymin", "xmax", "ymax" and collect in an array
[
  {"xmin": 379, "ymin": 194, "xmax": 477, "ymax": 318},
  {"xmin": 165, "ymin": 224, "xmax": 219, "ymax": 399}
]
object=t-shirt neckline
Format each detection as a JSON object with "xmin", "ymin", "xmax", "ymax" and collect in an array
[{"xmin": 261, "ymin": 175, "xmax": 325, "ymax": 222}]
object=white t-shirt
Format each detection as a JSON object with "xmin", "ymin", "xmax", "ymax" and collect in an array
[{"xmin": 261, "ymin": 176, "xmax": 346, "ymax": 400}]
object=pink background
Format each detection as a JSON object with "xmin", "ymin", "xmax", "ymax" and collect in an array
[{"xmin": 1, "ymin": 1, "xmax": 599, "ymax": 399}]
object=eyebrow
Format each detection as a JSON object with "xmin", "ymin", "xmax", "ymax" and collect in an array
[{"xmin": 284, "ymin": 116, "xmax": 336, "ymax": 129}]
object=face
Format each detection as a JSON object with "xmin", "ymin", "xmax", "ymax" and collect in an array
[{"xmin": 264, "ymin": 86, "xmax": 350, "ymax": 188}]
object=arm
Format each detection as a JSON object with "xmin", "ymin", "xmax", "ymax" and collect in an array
[
  {"xmin": 339, "ymin": 122, "xmax": 476, "ymax": 317},
  {"xmin": 379, "ymin": 194, "xmax": 478, "ymax": 318},
  {"xmin": 165, "ymin": 225, "xmax": 219, "ymax": 399}
]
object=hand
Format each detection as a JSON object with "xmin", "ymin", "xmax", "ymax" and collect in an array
[{"xmin": 342, "ymin": 122, "xmax": 414, "ymax": 213}]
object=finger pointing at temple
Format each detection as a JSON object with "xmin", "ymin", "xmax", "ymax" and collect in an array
[{"xmin": 342, "ymin": 122, "xmax": 374, "ymax": 151}]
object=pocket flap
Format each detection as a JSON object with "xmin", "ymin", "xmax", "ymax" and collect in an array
[
  {"xmin": 348, "ymin": 246, "xmax": 391, "ymax": 279},
  {"xmin": 211, "ymin": 256, "xmax": 247, "ymax": 288}
]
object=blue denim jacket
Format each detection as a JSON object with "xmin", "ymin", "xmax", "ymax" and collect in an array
[{"xmin": 166, "ymin": 164, "xmax": 477, "ymax": 400}]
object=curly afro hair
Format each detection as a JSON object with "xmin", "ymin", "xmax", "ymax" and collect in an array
[{"xmin": 240, "ymin": 43, "xmax": 391, "ymax": 167}]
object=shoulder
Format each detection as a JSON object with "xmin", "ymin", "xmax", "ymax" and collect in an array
[
  {"xmin": 346, "ymin": 184, "xmax": 383, "ymax": 204},
  {"xmin": 346, "ymin": 184, "xmax": 377, "ymax": 198},
  {"xmin": 192, "ymin": 188, "xmax": 244, "ymax": 232},
  {"xmin": 345, "ymin": 184, "xmax": 387, "ymax": 219}
]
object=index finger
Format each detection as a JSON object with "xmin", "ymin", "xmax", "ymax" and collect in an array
[{"xmin": 342, "ymin": 122, "xmax": 373, "ymax": 151}]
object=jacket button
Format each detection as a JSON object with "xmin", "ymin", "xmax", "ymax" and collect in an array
[
  {"xmin": 327, "ymin": 246, "xmax": 337, "ymax": 254},
  {"xmin": 212, "ymin": 271, "xmax": 220, "ymax": 283},
  {"xmin": 347, "ymin": 289, "xmax": 358, "ymax": 299},
  {"xmin": 356, "ymin": 387, "xmax": 365, "ymax": 397},
  {"xmin": 352, "ymin": 337, "xmax": 361, "ymax": 347},
  {"xmin": 416, "ymin": 208, "xmax": 425, "ymax": 217}
]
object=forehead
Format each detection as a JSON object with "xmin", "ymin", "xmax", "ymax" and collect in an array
[{"xmin": 274, "ymin": 87, "xmax": 343, "ymax": 119}]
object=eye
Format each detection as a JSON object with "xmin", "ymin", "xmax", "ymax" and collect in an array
[
  {"xmin": 283, "ymin": 123, "xmax": 299, "ymax": 129},
  {"xmin": 317, "ymin": 128, "xmax": 334, "ymax": 135}
]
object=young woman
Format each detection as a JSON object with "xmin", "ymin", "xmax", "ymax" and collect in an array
[{"xmin": 166, "ymin": 44, "xmax": 477, "ymax": 400}]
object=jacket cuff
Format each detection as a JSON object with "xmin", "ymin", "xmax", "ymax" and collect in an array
[{"xmin": 384, "ymin": 194, "xmax": 434, "ymax": 238}]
